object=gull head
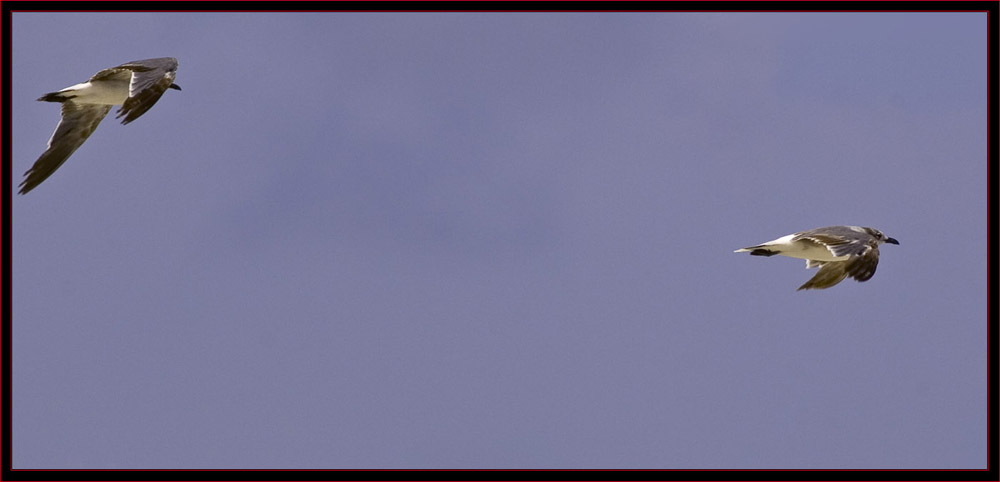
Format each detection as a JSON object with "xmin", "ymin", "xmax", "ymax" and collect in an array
[{"xmin": 863, "ymin": 227, "xmax": 899, "ymax": 246}]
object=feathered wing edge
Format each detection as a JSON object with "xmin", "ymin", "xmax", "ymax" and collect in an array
[
  {"xmin": 797, "ymin": 248, "xmax": 880, "ymax": 290},
  {"xmin": 18, "ymin": 103, "xmax": 112, "ymax": 194}
]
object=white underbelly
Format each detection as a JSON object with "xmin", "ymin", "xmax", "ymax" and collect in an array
[
  {"xmin": 61, "ymin": 80, "xmax": 130, "ymax": 105},
  {"xmin": 777, "ymin": 242, "xmax": 847, "ymax": 262}
]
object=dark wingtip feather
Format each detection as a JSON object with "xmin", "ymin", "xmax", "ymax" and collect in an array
[{"xmin": 38, "ymin": 92, "xmax": 72, "ymax": 102}]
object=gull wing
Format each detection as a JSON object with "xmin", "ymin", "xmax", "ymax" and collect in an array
[
  {"xmin": 19, "ymin": 102, "xmax": 112, "ymax": 194},
  {"xmin": 845, "ymin": 247, "xmax": 880, "ymax": 282},
  {"xmin": 793, "ymin": 229, "xmax": 870, "ymax": 258},
  {"xmin": 797, "ymin": 261, "xmax": 849, "ymax": 290},
  {"xmin": 797, "ymin": 248, "xmax": 881, "ymax": 290},
  {"xmin": 88, "ymin": 65, "xmax": 135, "ymax": 83},
  {"xmin": 112, "ymin": 57, "xmax": 178, "ymax": 124}
]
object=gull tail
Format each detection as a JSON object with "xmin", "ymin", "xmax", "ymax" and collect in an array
[
  {"xmin": 734, "ymin": 246, "xmax": 779, "ymax": 256},
  {"xmin": 38, "ymin": 92, "xmax": 73, "ymax": 102}
]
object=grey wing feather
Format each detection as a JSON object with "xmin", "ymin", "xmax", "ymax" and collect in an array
[
  {"xmin": 826, "ymin": 240, "xmax": 870, "ymax": 258},
  {"xmin": 797, "ymin": 261, "xmax": 849, "ymax": 290},
  {"xmin": 795, "ymin": 233, "xmax": 868, "ymax": 258},
  {"xmin": 120, "ymin": 58, "xmax": 177, "ymax": 94},
  {"xmin": 113, "ymin": 57, "xmax": 178, "ymax": 124},
  {"xmin": 846, "ymin": 248, "xmax": 880, "ymax": 282},
  {"xmin": 88, "ymin": 67, "xmax": 133, "ymax": 83},
  {"xmin": 19, "ymin": 103, "xmax": 111, "ymax": 194},
  {"xmin": 798, "ymin": 248, "xmax": 881, "ymax": 290}
]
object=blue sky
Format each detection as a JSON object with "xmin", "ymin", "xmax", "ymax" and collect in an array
[{"xmin": 10, "ymin": 12, "xmax": 987, "ymax": 469}]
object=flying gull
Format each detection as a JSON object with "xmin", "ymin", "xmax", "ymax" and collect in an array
[
  {"xmin": 18, "ymin": 57, "xmax": 180, "ymax": 194},
  {"xmin": 735, "ymin": 226, "xmax": 899, "ymax": 290}
]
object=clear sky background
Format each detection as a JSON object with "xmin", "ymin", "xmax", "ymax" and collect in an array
[{"xmin": 10, "ymin": 12, "xmax": 987, "ymax": 469}]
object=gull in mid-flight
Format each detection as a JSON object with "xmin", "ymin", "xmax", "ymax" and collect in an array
[
  {"xmin": 735, "ymin": 226, "xmax": 899, "ymax": 290},
  {"xmin": 18, "ymin": 57, "xmax": 180, "ymax": 194}
]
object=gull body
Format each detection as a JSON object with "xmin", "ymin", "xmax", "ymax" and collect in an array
[
  {"xmin": 55, "ymin": 80, "xmax": 131, "ymax": 105},
  {"xmin": 19, "ymin": 57, "xmax": 181, "ymax": 194},
  {"xmin": 749, "ymin": 233, "xmax": 849, "ymax": 263},
  {"xmin": 735, "ymin": 225, "xmax": 899, "ymax": 290}
]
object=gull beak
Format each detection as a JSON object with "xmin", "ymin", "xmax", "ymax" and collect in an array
[{"xmin": 886, "ymin": 237, "xmax": 899, "ymax": 245}]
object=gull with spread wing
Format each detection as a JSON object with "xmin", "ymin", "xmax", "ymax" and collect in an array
[
  {"xmin": 19, "ymin": 57, "xmax": 180, "ymax": 194},
  {"xmin": 735, "ymin": 226, "xmax": 899, "ymax": 290}
]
